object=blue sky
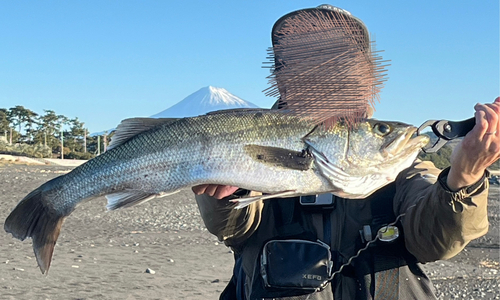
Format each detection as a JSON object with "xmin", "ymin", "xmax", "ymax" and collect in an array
[{"xmin": 1, "ymin": 1, "xmax": 498, "ymax": 133}]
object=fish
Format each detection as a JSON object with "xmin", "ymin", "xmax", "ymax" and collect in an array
[{"xmin": 3, "ymin": 108, "xmax": 429, "ymax": 274}]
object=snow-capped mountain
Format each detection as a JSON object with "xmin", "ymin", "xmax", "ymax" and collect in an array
[
  {"xmin": 91, "ymin": 86, "xmax": 258, "ymax": 136},
  {"xmin": 150, "ymin": 86, "xmax": 258, "ymax": 118}
]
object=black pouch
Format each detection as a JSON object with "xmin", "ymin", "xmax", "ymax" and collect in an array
[{"xmin": 260, "ymin": 239, "xmax": 333, "ymax": 291}]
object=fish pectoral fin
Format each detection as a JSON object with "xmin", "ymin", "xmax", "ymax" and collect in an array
[
  {"xmin": 244, "ymin": 145, "xmax": 313, "ymax": 171},
  {"xmin": 108, "ymin": 117, "xmax": 180, "ymax": 150},
  {"xmin": 106, "ymin": 190, "xmax": 178, "ymax": 210},
  {"xmin": 230, "ymin": 190, "xmax": 297, "ymax": 209}
]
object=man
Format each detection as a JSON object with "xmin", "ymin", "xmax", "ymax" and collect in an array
[{"xmin": 193, "ymin": 5, "xmax": 500, "ymax": 300}]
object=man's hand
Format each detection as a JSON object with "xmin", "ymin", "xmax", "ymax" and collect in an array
[
  {"xmin": 192, "ymin": 185, "xmax": 239, "ymax": 199},
  {"xmin": 447, "ymin": 97, "xmax": 500, "ymax": 191}
]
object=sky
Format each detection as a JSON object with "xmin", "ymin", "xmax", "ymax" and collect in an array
[{"xmin": 1, "ymin": 1, "xmax": 498, "ymax": 133}]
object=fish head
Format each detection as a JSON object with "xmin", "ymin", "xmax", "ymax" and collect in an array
[
  {"xmin": 310, "ymin": 119, "xmax": 430, "ymax": 199},
  {"xmin": 346, "ymin": 119, "xmax": 430, "ymax": 172}
]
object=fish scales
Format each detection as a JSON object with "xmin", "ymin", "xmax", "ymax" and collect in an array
[
  {"xmin": 37, "ymin": 111, "xmax": 319, "ymax": 213},
  {"xmin": 4, "ymin": 109, "xmax": 429, "ymax": 274}
]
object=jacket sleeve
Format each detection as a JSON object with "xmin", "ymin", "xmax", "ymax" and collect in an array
[
  {"xmin": 394, "ymin": 160, "xmax": 490, "ymax": 262},
  {"xmin": 195, "ymin": 190, "xmax": 264, "ymax": 250}
]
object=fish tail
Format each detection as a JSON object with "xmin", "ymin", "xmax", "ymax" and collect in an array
[{"xmin": 4, "ymin": 188, "xmax": 65, "ymax": 274}]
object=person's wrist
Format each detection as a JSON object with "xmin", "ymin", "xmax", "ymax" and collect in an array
[{"xmin": 446, "ymin": 166, "xmax": 484, "ymax": 192}]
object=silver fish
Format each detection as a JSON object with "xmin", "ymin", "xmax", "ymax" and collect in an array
[{"xmin": 4, "ymin": 109, "xmax": 429, "ymax": 273}]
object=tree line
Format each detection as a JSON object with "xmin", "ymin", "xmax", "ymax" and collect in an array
[
  {"xmin": 417, "ymin": 136, "xmax": 499, "ymax": 171},
  {"xmin": 0, "ymin": 105, "xmax": 109, "ymax": 159},
  {"xmin": 1, "ymin": 105, "xmax": 498, "ymax": 169}
]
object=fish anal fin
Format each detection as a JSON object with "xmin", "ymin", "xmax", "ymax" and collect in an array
[
  {"xmin": 244, "ymin": 145, "xmax": 313, "ymax": 171},
  {"xmin": 106, "ymin": 190, "xmax": 179, "ymax": 210},
  {"xmin": 4, "ymin": 188, "xmax": 66, "ymax": 274},
  {"xmin": 108, "ymin": 117, "xmax": 180, "ymax": 150}
]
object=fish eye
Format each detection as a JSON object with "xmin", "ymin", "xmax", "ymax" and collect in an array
[{"xmin": 374, "ymin": 123, "xmax": 391, "ymax": 136}]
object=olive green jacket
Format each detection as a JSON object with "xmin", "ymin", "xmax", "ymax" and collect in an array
[{"xmin": 196, "ymin": 160, "xmax": 489, "ymax": 262}]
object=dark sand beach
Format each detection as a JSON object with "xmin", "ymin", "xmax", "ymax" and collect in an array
[{"xmin": 0, "ymin": 162, "xmax": 498, "ymax": 299}]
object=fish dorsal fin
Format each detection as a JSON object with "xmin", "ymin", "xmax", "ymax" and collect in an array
[
  {"xmin": 205, "ymin": 108, "xmax": 270, "ymax": 116},
  {"xmin": 108, "ymin": 117, "xmax": 180, "ymax": 150},
  {"xmin": 244, "ymin": 144, "xmax": 313, "ymax": 171}
]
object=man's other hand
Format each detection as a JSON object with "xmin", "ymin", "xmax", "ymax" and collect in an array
[
  {"xmin": 447, "ymin": 97, "xmax": 500, "ymax": 191},
  {"xmin": 192, "ymin": 185, "xmax": 240, "ymax": 199}
]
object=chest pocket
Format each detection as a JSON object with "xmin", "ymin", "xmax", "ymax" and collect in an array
[{"xmin": 261, "ymin": 239, "xmax": 332, "ymax": 291}]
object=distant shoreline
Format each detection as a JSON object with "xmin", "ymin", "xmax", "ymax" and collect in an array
[{"xmin": 0, "ymin": 154, "xmax": 87, "ymax": 167}]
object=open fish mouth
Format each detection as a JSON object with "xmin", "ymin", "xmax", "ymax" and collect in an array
[{"xmin": 384, "ymin": 127, "xmax": 430, "ymax": 157}]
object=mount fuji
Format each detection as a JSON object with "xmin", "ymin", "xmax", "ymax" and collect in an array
[
  {"xmin": 150, "ymin": 86, "xmax": 258, "ymax": 118},
  {"xmin": 91, "ymin": 86, "xmax": 258, "ymax": 136}
]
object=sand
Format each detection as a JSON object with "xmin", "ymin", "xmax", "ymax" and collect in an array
[{"xmin": 0, "ymin": 162, "xmax": 498, "ymax": 299}]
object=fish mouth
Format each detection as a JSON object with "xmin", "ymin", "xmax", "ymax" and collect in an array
[{"xmin": 384, "ymin": 127, "xmax": 430, "ymax": 157}]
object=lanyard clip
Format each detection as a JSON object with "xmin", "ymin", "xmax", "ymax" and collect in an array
[{"xmin": 417, "ymin": 117, "xmax": 475, "ymax": 153}]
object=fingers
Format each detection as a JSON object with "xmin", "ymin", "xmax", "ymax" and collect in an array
[
  {"xmin": 472, "ymin": 99, "xmax": 500, "ymax": 157},
  {"xmin": 191, "ymin": 184, "xmax": 218, "ymax": 196},
  {"xmin": 489, "ymin": 98, "xmax": 500, "ymax": 138},
  {"xmin": 192, "ymin": 184, "xmax": 210, "ymax": 195},
  {"xmin": 204, "ymin": 185, "xmax": 219, "ymax": 197},
  {"xmin": 213, "ymin": 186, "xmax": 239, "ymax": 199},
  {"xmin": 191, "ymin": 184, "xmax": 239, "ymax": 199},
  {"xmin": 473, "ymin": 109, "xmax": 488, "ymax": 137},
  {"xmin": 474, "ymin": 102, "xmax": 499, "ymax": 139}
]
